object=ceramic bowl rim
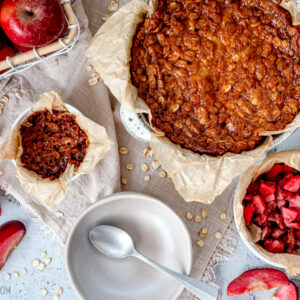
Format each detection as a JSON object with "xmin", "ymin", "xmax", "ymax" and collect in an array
[{"xmin": 65, "ymin": 191, "xmax": 193, "ymax": 300}]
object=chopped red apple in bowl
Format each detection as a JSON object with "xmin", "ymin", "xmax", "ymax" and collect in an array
[{"xmin": 243, "ymin": 163, "xmax": 300, "ymax": 254}]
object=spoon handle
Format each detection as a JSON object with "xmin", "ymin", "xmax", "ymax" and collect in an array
[{"xmin": 133, "ymin": 251, "xmax": 219, "ymax": 300}]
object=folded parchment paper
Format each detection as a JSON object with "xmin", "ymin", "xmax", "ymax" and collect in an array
[
  {"xmin": 86, "ymin": 0, "xmax": 299, "ymax": 204},
  {"xmin": 0, "ymin": 90, "xmax": 113, "ymax": 208},
  {"xmin": 235, "ymin": 151, "xmax": 300, "ymax": 275}
]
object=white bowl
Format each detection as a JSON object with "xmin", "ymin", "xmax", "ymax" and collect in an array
[
  {"xmin": 12, "ymin": 104, "xmax": 82, "ymax": 182},
  {"xmin": 65, "ymin": 192, "xmax": 193, "ymax": 300}
]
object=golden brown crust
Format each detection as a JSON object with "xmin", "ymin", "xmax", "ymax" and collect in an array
[{"xmin": 131, "ymin": 0, "xmax": 300, "ymax": 155}]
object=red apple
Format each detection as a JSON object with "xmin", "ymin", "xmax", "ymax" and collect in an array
[
  {"xmin": 14, "ymin": 19, "xmax": 67, "ymax": 53},
  {"xmin": 0, "ymin": 0, "xmax": 66, "ymax": 48},
  {"xmin": 0, "ymin": 220, "xmax": 26, "ymax": 269}
]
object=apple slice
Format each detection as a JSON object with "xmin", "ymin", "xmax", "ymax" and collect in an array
[
  {"xmin": 0, "ymin": 220, "xmax": 26, "ymax": 269},
  {"xmin": 227, "ymin": 268, "xmax": 289, "ymax": 296},
  {"xmin": 244, "ymin": 204, "xmax": 255, "ymax": 226},
  {"xmin": 264, "ymin": 238, "xmax": 285, "ymax": 253},
  {"xmin": 259, "ymin": 181, "xmax": 276, "ymax": 198},
  {"xmin": 289, "ymin": 194, "xmax": 300, "ymax": 209},
  {"xmin": 253, "ymin": 195, "xmax": 267, "ymax": 214},
  {"xmin": 281, "ymin": 207, "xmax": 299, "ymax": 225},
  {"xmin": 272, "ymin": 282, "xmax": 298, "ymax": 300},
  {"xmin": 283, "ymin": 175, "xmax": 300, "ymax": 192},
  {"xmin": 266, "ymin": 164, "xmax": 283, "ymax": 180}
]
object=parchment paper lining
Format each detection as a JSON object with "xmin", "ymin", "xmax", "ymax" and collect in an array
[
  {"xmin": 86, "ymin": 0, "xmax": 299, "ymax": 204},
  {"xmin": 0, "ymin": 90, "xmax": 113, "ymax": 208},
  {"xmin": 235, "ymin": 151, "xmax": 300, "ymax": 275}
]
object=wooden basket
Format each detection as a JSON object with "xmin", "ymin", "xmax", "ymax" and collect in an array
[{"xmin": 0, "ymin": 0, "xmax": 79, "ymax": 78}]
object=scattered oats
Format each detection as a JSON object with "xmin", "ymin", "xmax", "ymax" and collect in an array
[
  {"xmin": 41, "ymin": 251, "xmax": 47, "ymax": 259},
  {"xmin": 177, "ymin": 213, "xmax": 182, "ymax": 218},
  {"xmin": 108, "ymin": 0, "xmax": 118, "ymax": 13},
  {"xmin": 0, "ymin": 102, "xmax": 4, "ymax": 109},
  {"xmin": 126, "ymin": 163, "xmax": 135, "ymax": 170},
  {"xmin": 91, "ymin": 72, "xmax": 100, "ymax": 80},
  {"xmin": 185, "ymin": 211, "xmax": 193, "ymax": 221},
  {"xmin": 41, "ymin": 288, "xmax": 48, "ymax": 296},
  {"xmin": 0, "ymin": 170, "xmax": 3, "ymax": 176},
  {"xmin": 142, "ymin": 147, "xmax": 151, "ymax": 158},
  {"xmin": 85, "ymin": 65, "xmax": 93, "ymax": 72},
  {"xmin": 102, "ymin": 14, "xmax": 110, "ymax": 22},
  {"xmin": 198, "ymin": 227, "xmax": 208, "ymax": 238},
  {"xmin": 38, "ymin": 262, "xmax": 46, "ymax": 270},
  {"xmin": 0, "ymin": 109, "xmax": 3, "ymax": 116},
  {"xmin": 44, "ymin": 257, "xmax": 52, "ymax": 266},
  {"xmin": 144, "ymin": 175, "xmax": 151, "ymax": 182},
  {"xmin": 149, "ymin": 149, "xmax": 154, "ymax": 157},
  {"xmin": 201, "ymin": 209, "xmax": 208, "ymax": 219},
  {"xmin": 119, "ymin": 147, "xmax": 128, "ymax": 155},
  {"xmin": 88, "ymin": 77, "xmax": 98, "ymax": 86},
  {"xmin": 13, "ymin": 271, "xmax": 19, "ymax": 278},
  {"xmin": 54, "ymin": 295, "xmax": 59, "ymax": 300},
  {"xmin": 31, "ymin": 259, "xmax": 40, "ymax": 267},
  {"xmin": 194, "ymin": 215, "xmax": 202, "ymax": 223},
  {"xmin": 15, "ymin": 92, "xmax": 22, "ymax": 99},
  {"xmin": 1, "ymin": 95, "xmax": 8, "ymax": 103},
  {"xmin": 5, "ymin": 273, "xmax": 10, "ymax": 281},
  {"xmin": 23, "ymin": 121, "xmax": 32, "ymax": 127},
  {"xmin": 215, "ymin": 231, "xmax": 222, "ymax": 239},
  {"xmin": 121, "ymin": 177, "xmax": 127, "ymax": 185},
  {"xmin": 53, "ymin": 59, "xmax": 59, "ymax": 66},
  {"xmin": 56, "ymin": 287, "xmax": 63, "ymax": 296},
  {"xmin": 220, "ymin": 212, "xmax": 227, "ymax": 221},
  {"xmin": 196, "ymin": 240, "xmax": 205, "ymax": 248},
  {"xmin": 55, "ymin": 211, "xmax": 64, "ymax": 218},
  {"xmin": 22, "ymin": 268, "xmax": 27, "ymax": 275},
  {"xmin": 141, "ymin": 163, "xmax": 149, "ymax": 172},
  {"xmin": 151, "ymin": 160, "xmax": 160, "ymax": 170},
  {"xmin": 222, "ymin": 84, "xmax": 232, "ymax": 93},
  {"xmin": 159, "ymin": 170, "xmax": 167, "ymax": 178}
]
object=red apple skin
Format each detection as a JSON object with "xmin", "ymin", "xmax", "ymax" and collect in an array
[
  {"xmin": 272, "ymin": 282, "xmax": 298, "ymax": 300},
  {"xmin": 14, "ymin": 18, "xmax": 67, "ymax": 53},
  {"xmin": 0, "ymin": 220, "xmax": 26, "ymax": 269},
  {"xmin": 0, "ymin": 0, "xmax": 66, "ymax": 48},
  {"xmin": 227, "ymin": 268, "xmax": 289, "ymax": 296}
]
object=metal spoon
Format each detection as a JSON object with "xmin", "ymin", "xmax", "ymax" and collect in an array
[{"xmin": 89, "ymin": 225, "xmax": 220, "ymax": 300}]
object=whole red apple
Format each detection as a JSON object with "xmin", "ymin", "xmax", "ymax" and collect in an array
[{"xmin": 0, "ymin": 0, "xmax": 66, "ymax": 48}]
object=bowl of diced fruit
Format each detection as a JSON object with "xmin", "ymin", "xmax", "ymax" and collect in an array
[{"xmin": 234, "ymin": 151, "xmax": 300, "ymax": 275}]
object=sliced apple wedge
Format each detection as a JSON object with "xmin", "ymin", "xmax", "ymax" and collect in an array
[
  {"xmin": 227, "ymin": 268, "xmax": 289, "ymax": 296},
  {"xmin": 272, "ymin": 282, "xmax": 298, "ymax": 300},
  {"xmin": 0, "ymin": 220, "xmax": 26, "ymax": 270}
]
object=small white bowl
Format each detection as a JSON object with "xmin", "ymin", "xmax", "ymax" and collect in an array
[
  {"xmin": 12, "ymin": 104, "xmax": 82, "ymax": 182},
  {"xmin": 233, "ymin": 195, "xmax": 284, "ymax": 268},
  {"xmin": 65, "ymin": 192, "xmax": 193, "ymax": 300}
]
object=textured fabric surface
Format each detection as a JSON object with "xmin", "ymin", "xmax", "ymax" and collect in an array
[{"xmin": 0, "ymin": 0, "xmax": 239, "ymax": 298}]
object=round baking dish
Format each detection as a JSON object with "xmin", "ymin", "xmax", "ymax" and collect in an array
[
  {"xmin": 120, "ymin": 104, "xmax": 296, "ymax": 151},
  {"xmin": 12, "ymin": 103, "xmax": 82, "ymax": 182}
]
